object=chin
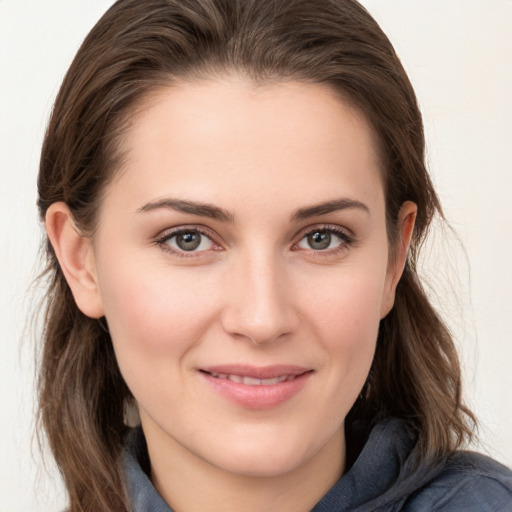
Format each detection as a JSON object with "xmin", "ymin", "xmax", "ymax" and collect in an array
[
  {"xmin": 214, "ymin": 447, "xmax": 309, "ymax": 478},
  {"xmin": 202, "ymin": 425, "xmax": 332, "ymax": 479}
]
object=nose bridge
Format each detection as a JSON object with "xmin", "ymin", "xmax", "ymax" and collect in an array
[{"xmin": 222, "ymin": 245, "xmax": 296, "ymax": 344}]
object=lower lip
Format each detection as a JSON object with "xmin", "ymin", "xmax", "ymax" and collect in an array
[{"xmin": 200, "ymin": 371, "xmax": 312, "ymax": 409}]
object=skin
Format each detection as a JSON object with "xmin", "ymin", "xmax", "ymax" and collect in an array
[{"xmin": 46, "ymin": 78, "xmax": 416, "ymax": 512}]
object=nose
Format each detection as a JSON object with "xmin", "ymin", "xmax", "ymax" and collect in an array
[{"xmin": 220, "ymin": 250, "xmax": 298, "ymax": 345}]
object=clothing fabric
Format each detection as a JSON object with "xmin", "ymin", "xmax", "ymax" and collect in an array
[{"xmin": 123, "ymin": 419, "xmax": 512, "ymax": 511}]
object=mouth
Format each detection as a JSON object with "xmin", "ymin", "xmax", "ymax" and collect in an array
[
  {"xmin": 201, "ymin": 371, "xmax": 303, "ymax": 386},
  {"xmin": 199, "ymin": 365, "xmax": 313, "ymax": 409}
]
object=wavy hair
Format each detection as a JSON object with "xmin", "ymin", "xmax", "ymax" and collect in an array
[{"xmin": 37, "ymin": 0, "xmax": 475, "ymax": 510}]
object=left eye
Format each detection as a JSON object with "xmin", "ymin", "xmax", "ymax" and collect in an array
[
  {"xmin": 162, "ymin": 230, "xmax": 215, "ymax": 252},
  {"xmin": 297, "ymin": 229, "xmax": 348, "ymax": 251}
]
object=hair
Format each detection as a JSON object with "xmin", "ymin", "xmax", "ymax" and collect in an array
[{"xmin": 37, "ymin": 0, "xmax": 476, "ymax": 510}]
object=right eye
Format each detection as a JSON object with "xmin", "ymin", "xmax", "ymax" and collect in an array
[{"xmin": 157, "ymin": 228, "xmax": 218, "ymax": 256}]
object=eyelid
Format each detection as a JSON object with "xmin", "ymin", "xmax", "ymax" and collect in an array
[
  {"xmin": 154, "ymin": 225, "xmax": 223, "ymax": 256},
  {"xmin": 293, "ymin": 223, "xmax": 354, "ymax": 243},
  {"xmin": 291, "ymin": 223, "xmax": 355, "ymax": 254}
]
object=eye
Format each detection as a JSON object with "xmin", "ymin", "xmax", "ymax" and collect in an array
[
  {"xmin": 296, "ymin": 227, "xmax": 352, "ymax": 252},
  {"xmin": 157, "ymin": 228, "xmax": 217, "ymax": 254}
]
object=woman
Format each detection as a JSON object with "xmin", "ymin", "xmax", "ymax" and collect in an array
[{"xmin": 37, "ymin": 0, "xmax": 512, "ymax": 510}]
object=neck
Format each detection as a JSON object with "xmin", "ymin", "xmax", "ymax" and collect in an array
[{"xmin": 143, "ymin": 421, "xmax": 345, "ymax": 512}]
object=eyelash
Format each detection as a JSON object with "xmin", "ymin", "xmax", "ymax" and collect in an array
[
  {"xmin": 293, "ymin": 225, "xmax": 354, "ymax": 258},
  {"xmin": 155, "ymin": 226, "xmax": 221, "ymax": 258},
  {"xmin": 154, "ymin": 224, "xmax": 354, "ymax": 258}
]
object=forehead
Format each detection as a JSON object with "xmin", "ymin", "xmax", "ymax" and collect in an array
[{"xmin": 109, "ymin": 78, "xmax": 384, "ymax": 215}]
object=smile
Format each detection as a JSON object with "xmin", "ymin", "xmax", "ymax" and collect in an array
[
  {"xmin": 199, "ymin": 365, "xmax": 313, "ymax": 409},
  {"xmin": 206, "ymin": 372, "xmax": 299, "ymax": 386}
]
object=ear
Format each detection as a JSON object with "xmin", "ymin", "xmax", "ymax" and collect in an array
[
  {"xmin": 45, "ymin": 202, "xmax": 105, "ymax": 318},
  {"xmin": 380, "ymin": 201, "xmax": 417, "ymax": 318}
]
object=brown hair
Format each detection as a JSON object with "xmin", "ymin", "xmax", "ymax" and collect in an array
[{"xmin": 37, "ymin": 0, "xmax": 475, "ymax": 510}]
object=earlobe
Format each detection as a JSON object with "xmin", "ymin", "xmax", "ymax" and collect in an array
[
  {"xmin": 45, "ymin": 202, "xmax": 105, "ymax": 318},
  {"xmin": 380, "ymin": 201, "xmax": 417, "ymax": 318}
]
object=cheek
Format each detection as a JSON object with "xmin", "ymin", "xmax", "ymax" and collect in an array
[
  {"xmin": 96, "ymin": 259, "xmax": 219, "ymax": 380},
  {"xmin": 299, "ymin": 264, "xmax": 386, "ymax": 405},
  {"xmin": 303, "ymin": 261, "xmax": 387, "ymax": 339}
]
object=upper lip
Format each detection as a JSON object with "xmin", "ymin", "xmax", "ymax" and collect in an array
[{"xmin": 199, "ymin": 365, "xmax": 312, "ymax": 379}]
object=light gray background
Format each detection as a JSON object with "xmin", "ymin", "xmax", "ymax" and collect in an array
[{"xmin": 1, "ymin": 1, "xmax": 511, "ymax": 510}]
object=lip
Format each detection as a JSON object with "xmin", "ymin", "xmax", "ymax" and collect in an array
[{"xmin": 199, "ymin": 365, "xmax": 313, "ymax": 409}]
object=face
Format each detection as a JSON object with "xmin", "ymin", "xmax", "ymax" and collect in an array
[{"xmin": 81, "ymin": 79, "xmax": 411, "ymax": 479}]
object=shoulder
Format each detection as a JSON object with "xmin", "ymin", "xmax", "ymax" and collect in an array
[{"xmin": 403, "ymin": 451, "xmax": 512, "ymax": 511}]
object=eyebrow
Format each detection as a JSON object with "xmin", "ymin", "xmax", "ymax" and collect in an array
[
  {"xmin": 136, "ymin": 197, "xmax": 369, "ymax": 223},
  {"xmin": 137, "ymin": 198, "xmax": 235, "ymax": 222},
  {"xmin": 291, "ymin": 198, "xmax": 370, "ymax": 221}
]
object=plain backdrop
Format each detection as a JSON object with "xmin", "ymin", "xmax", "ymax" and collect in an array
[{"xmin": 1, "ymin": 1, "xmax": 511, "ymax": 511}]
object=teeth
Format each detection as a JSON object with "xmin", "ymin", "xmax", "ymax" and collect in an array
[
  {"xmin": 209, "ymin": 372, "xmax": 297, "ymax": 385},
  {"xmin": 240, "ymin": 376, "xmax": 261, "ymax": 385}
]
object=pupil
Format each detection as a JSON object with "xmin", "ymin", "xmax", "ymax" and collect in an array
[
  {"xmin": 308, "ymin": 231, "xmax": 331, "ymax": 250},
  {"xmin": 177, "ymin": 232, "xmax": 201, "ymax": 251}
]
